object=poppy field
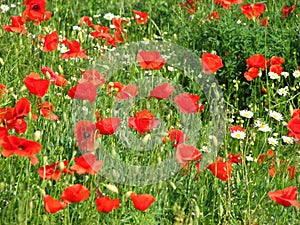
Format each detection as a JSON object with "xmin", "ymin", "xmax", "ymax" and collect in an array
[{"xmin": 1, "ymin": 0, "xmax": 300, "ymax": 224}]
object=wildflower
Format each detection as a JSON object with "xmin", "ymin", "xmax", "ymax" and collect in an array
[
  {"xmin": 44, "ymin": 195, "xmax": 66, "ymax": 213},
  {"xmin": 268, "ymin": 186, "xmax": 300, "ymax": 207},
  {"xmin": 239, "ymin": 110, "xmax": 253, "ymax": 118},
  {"xmin": 149, "ymin": 83, "xmax": 174, "ymax": 100},
  {"xmin": 268, "ymin": 137, "xmax": 278, "ymax": 146},
  {"xmin": 95, "ymin": 196, "xmax": 120, "ymax": 213},
  {"xmin": 201, "ymin": 53, "xmax": 223, "ymax": 74},
  {"xmin": 61, "ymin": 184, "xmax": 90, "ymax": 203},
  {"xmin": 230, "ymin": 125, "xmax": 246, "ymax": 139},
  {"xmin": 130, "ymin": 192, "xmax": 155, "ymax": 211},
  {"xmin": 103, "ymin": 13, "xmax": 115, "ymax": 20},
  {"xmin": 269, "ymin": 110, "xmax": 283, "ymax": 121},
  {"xmin": 268, "ymin": 72, "xmax": 280, "ymax": 80},
  {"xmin": 292, "ymin": 70, "xmax": 300, "ymax": 78},
  {"xmin": 277, "ymin": 87, "xmax": 289, "ymax": 96},
  {"xmin": 282, "ymin": 136, "xmax": 294, "ymax": 144}
]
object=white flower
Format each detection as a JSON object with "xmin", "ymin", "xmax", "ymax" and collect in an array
[
  {"xmin": 237, "ymin": 19, "xmax": 242, "ymax": 24},
  {"xmin": 93, "ymin": 14, "xmax": 101, "ymax": 18},
  {"xmin": 0, "ymin": 4, "xmax": 10, "ymax": 13},
  {"xmin": 231, "ymin": 130, "xmax": 246, "ymax": 139},
  {"xmin": 104, "ymin": 13, "xmax": 115, "ymax": 20},
  {"xmin": 281, "ymin": 71, "xmax": 289, "ymax": 78},
  {"xmin": 246, "ymin": 155, "xmax": 254, "ymax": 162},
  {"xmin": 269, "ymin": 110, "xmax": 283, "ymax": 121},
  {"xmin": 282, "ymin": 136, "xmax": 294, "ymax": 144},
  {"xmin": 72, "ymin": 26, "xmax": 81, "ymax": 31},
  {"xmin": 268, "ymin": 72, "xmax": 280, "ymax": 80},
  {"xmin": 58, "ymin": 44, "xmax": 68, "ymax": 54},
  {"xmin": 239, "ymin": 110, "xmax": 254, "ymax": 118},
  {"xmin": 10, "ymin": 4, "xmax": 16, "ymax": 8},
  {"xmin": 257, "ymin": 122, "xmax": 272, "ymax": 132},
  {"xmin": 293, "ymin": 70, "xmax": 300, "ymax": 78},
  {"xmin": 277, "ymin": 86, "xmax": 289, "ymax": 96},
  {"xmin": 167, "ymin": 66, "xmax": 174, "ymax": 71},
  {"xmin": 268, "ymin": 137, "xmax": 278, "ymax": 146}
]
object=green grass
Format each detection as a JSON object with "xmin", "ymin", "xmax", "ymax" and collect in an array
[{"xmin": 1, "ymin": 0, "xmax": 300, "ymax": 224}]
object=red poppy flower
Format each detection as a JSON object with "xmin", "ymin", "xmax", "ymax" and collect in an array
[
  {"xmin": 68, "ymin": 82, "xmax": 97, "ymax": 104},
  {"xmin": 292, "ymin": 109, "xmax": 300, "ymax": 118},
  {"xmin": 270, "ymin": 64, "xmax": 284, "ymax": 75},
  {"xmin": 162, "ymin": 129, "xmax": 188, "ymax": 147},
  {"xmin": 2, "ymin": 98, "xmax": 31, "ymax": 134},
  {"xmin": 228, "ymin": 153, "xmax": 242, "ymax": 164},
  {"xmin": 215, "ymin": 0, "xmax": 243, "ymax": 9},
  {"xmin": 95, "ymin": 117, "xmax": 121, "ymax": 135},
  {"xmin": 38, "ymin": 100, "xmax": 58, "ymax": 121},
  {"xmin": 270, "ymin": 56, "xmax": 284, "ymax": 65},
  {"xmin": 112, "ymin": 17, "xmax": 128, "ymax": 32},
  {"xmin": 24, "ymin": 73, "xmax": 50, "ymax": 98},
  {"xmin": 207, "ymin": 161, "xmax": 232, "ymax": 181},
  {"xmin": 115, "ymin": 84, "xmax": 139, "ymax": 101},
  {"xmin": 201, "ymin": 53, "xmax": 223, "ymax": 74},
  {"xmin": 241, "ymin": 3, "xmax": 266, "ymax": 20},
  {"xmin": 1, "ymin": 136, "xmax": 42, "ymax": 165},
  {"xmin": 23, "ymin": 0, "xmax": 52, "ymax": 24},
  {"xmin": 0, "ymin": 127, "xmax": 8, "ymax": 146},
  {"xmin": 137, "ymin": 51, "xmax": 166, "ymax": 70},
  {"xmin": 268, "ymin": 186, "xmax": 300, "ymax": 207},
  {"xmin": 208, "ymin": 11, "xmax": 220, "ymax": 21},
  {"xmin": 174, "ymin": 93, "xmax": 203, "ymax": 114},
  {"xmin": 107, "ymin": 82, "xmax": 124, "ymax": 94},
  {"xmin": 38, "ymin": 160, "xmax": 71, "ymax": 181},
  {"xmin": 95, "ymin": 196, "xmax": 120, "ymax": 213},
  {"xmin": 246, "ymin": 54, "xmax": 267, "ymax": 69},
  {"xmin": 61, "ymin": 184, "xmax": 90, "ymax": 203},
  {"xmin": 281, "ymin": 5, "xmax": 296, "ymax": 19},
  {"xmin": 41, "ymin": 66, "xmax": 68, "ymax": 87},
  {"xmin": 244, "ymin": 67, "xmax": 260, "ymax": 81},
  {"xmin": 79, "ymin": 69, "xmax": 106, "ymax": 87},
  {"xmin": 44, "ymin": 195, "xmax": 66, "ymax": 213},
  {"xmin": 128, "ymin": 109, "xmax": 160, "ymax": 134},
  {"xmin": 90, "ymin": 32, "xmax": 116, "ymax": 47},
  {"xmin": 43, "ymin": 30, "xmax": 58, "ymax": 52},
  {"xmin": 79, "ymin": 16, "xmax": 93, "ymax": 27},
  {"xmin": 287, "ymin": 117, "xmax": 300, "ymax": 141},
  {"xmin": 74, "ymin": 120, "xmax": 97, "ymax": 151},
  {"xmin": 149, "ymin": 83, "xmax": 174, "ymax": 100},
  {"xmin": 60, "ymin": 39, "xmax": 88, "ymax": 59},
  {"xmin": 70, "ymin": 153, "xmax": 103, "ymax": 175},
  {"xmin": 133, "ymin": 10, "xmax": 148, "ymax": 24},
  {"xmin": 176, "ymin": 144, "xmax": 202, "ymax": 165},
  {"xmin": 230, "ymin": 125, "xmax": 245, "ymax": 133},
  {"xmin": 260, "ymin": 17, "xmax": 269, "ymax": 27},
  {"xmin": 130, "ymin": 192, "xmax": 155, "ymax": 211},
  {"xmin": 2, "ymin": 16, "xmax": 27, "ymax": 34}
]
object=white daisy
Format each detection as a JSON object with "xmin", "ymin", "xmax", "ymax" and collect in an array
[
  {"xmin": 268, "ymin": 72, "xmax": 280, "ymax": 80},
  {"xmin": 293, "ymin": 70, "xmax": 300, "ymax": 78},
  {"xmin": 281, "ymin": 71, "xmax": 289, "ymax": 78},
  {"xmin": 104, "ymin": 13, "xmax": 115, "ymax": 20},
  {"xmin": 268, "ymin": 137, "xmax": 278, "ymax": 146},
  {"xmin": 277, "ymin": 86, "xmax": 289, "ymax": 96},
  {"xmin": 72, "ymin": 26, "xmax": 81, "ymax": 31},
  {"xmin": 269, "ymin": 110, "xmax": 283, "ymax": 121},
  {"xmin": 257, "ymin": 123, "xmax": 272, "ymax": 132},
  {"xmin": 282, "ymin": 136, "xmax": 294, "ymax": 144},
  {"xmin": 239, "ymin": 110, "xmax": 254, "ymax": 118},
  {"xmin": 231, "ymin": 130, "xmax": 246, "ymax": 139},
  {"xmin": 0, "ymin": 4, "xmax": 10, "ymax": 13}
]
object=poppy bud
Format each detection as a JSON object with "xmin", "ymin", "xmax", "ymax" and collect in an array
[{"xmin": 0, "ymin": 57, "xmax": 4, "ymax": 65}]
